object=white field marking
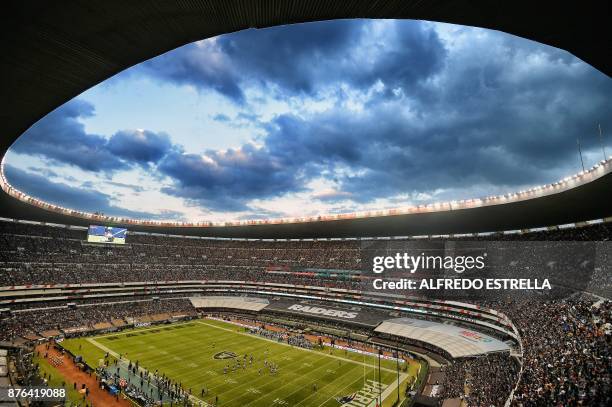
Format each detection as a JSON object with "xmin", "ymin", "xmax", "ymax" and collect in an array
[
  {"xmin": 95, "ymin": 319, "xmax": 403, "ymax": 373},
  {"xmin": 164, "ymin": 332, "xmax": 295, "ymax": 384},
  {"xmin": 208, "ymin": 328, "xmax": 352, "ymax": 398},
  {"xmin": 196, "ymin": 320, "xmax": 396, "ymax": 373},
  {"xmin": 86, "ymin": 337, "xmax": 210, "ymax": 407},
  {"xmin": 90, "ymin": 320, "xmax": 402, "ymax": 407},
  {"xmin": 138, "ymin": 339, "xmax": 227, "ymax": 374},
  {"xmin": 326, "ymin": 378, "xmax": 384, "ymax": 407},
  {"xmin": 148, "ymin": 333, "xmax": 293, "ymax": 395},
  {"xmin": 295, "ymin": 354, "xmax": 390, "ymax": 407},
  {"xmin": 268, "ymin": 361, "xmax": 362, "ymax": 407},
  {"xmin": 226, "ymin": 350, "xmax": 344, "ymax": 406},
  {"xmin": 373, "ymin": 372, "xmax": 410, "ymax": 407},
  {"xmin": 91, "ymin": 322, "xmax": 195, "ymax": 339},
  {"xmin": 205, "ymin": 341, "xmax": 313, "ymax": 398},
  {"xmin": 183, "ymin": 323, "xmax": 338, "ymax": 397},
  {"xmin": 112, "ymin": 328, "xmax": 233, "ymax": 371},
  {"xmin": 197, "ymin": 332, "xmax": 387, "ymax": 404},
  {"xmin": 243, "ymin": 347, "xmax": 371, "ymax": 407},
  {"xmin": 315, "ymin": 372, "xmax": 377, "ymax": 407},
  {"xmin": 89, "ymin": 323, "xmax": 287, "ymax": 405},
  {"xmin": 288, "ymin": 361, "xmax": 372, "ymax": 407}
]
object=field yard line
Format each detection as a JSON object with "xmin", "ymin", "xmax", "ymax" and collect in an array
[
  {"xmin": 196, "ymin": 320, "xmax": 397, "ymax": 373},
  {"xmin": 374, "ymin": 372, "xmax": 410, "ymax": 407},
  {"xmin": 91, "ymin": 322, "xmax": 193, "ymax": 339},
  {"xmin": 229, "ymin": 357, "xmax": 333, "ymax": 406},
  {"xmin": 236, "ymin": 353, "xmax": 346, "ymax": 407},
  {"xmin": 315, "ymin": 372, "xmax": 374, "ymax": 407},
  {"xmin": 310, "ymin": 370, "xmax": 409, "ymax": 407},
  {"xmin": 121, "ymin": 328, "xmax": 251, "ymax": 377},
  {"xmin": 86, "ymin": 337, "xmax": 118, "ymax": 359},
  {"xmin": 208, "ymin": 337, "xmax": 345, "ymax": 401},
  {"xmin": 204, "ymin": 341, "xmax": 300, "ymax": 394},
  {"xmin": 86, "ymin": 320, "xmax": 405, "ymax": 407},
  {"xmin": 95, "ymin": 325, "xmax": 310, "ymax": 401},
  {"xmin": 86, "ymin": 337, "xmax": 210, "ymax": 407},
  {"xmin": 290, "ymin": 364, "xmax": 366, "ymax": 407}
]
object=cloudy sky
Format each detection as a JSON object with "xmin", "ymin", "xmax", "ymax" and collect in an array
[{"xmin": 4, "ymin": 19, "xmax": 612, "ymax": 222}]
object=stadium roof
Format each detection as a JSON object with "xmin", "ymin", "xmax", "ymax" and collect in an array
[
  {"xmin": 1, "ymin": 159, "xmax": 610, "ymax": 238},
  {"xmin": 1, "ymin": 1, "xmax": 610, "ymax": 237},
  {"xmin": 190, "ymin": 296, "xmax": 270, "ymax": 312},
  {"xmin": 375, "ymin": 317, "xmax": 511, "ymax": 358}
]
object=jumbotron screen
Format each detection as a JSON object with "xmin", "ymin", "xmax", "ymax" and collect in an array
[{"xmin": 87, "ymin": 225, "xmax": 127, "ymax": 244}]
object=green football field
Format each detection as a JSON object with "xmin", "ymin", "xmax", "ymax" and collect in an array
[{"xmin": 61, "ymin": 318, "xmax": 422, "ymax": 407}]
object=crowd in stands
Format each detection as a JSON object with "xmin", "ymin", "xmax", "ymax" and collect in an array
[
  {"xmin": 507, "ymin": 298, "xmax": 610, "ymax": 406},
  {"xmin": 438, "ymin": 298, "xmax": 610, "ymax": 406},
  {"xmin": 0, "ymin": 222, "xmax": 362, "ymax": 288},
  {"xmin": 1, "ymin": 220, "xmax": 611, "ymax": 406},
  {"xmin": 248, "ymin": 326, "xmax": 314, "ymax": 349},
  {"xmin": 439, "ymin": 353, "xmax": 520, "ymax": 406},
  {"xmin": 473, "ymin": 223, "xmax": 612, "ymax": 241},
  {"xmin": 2, "ymin": 220, "xmax": 610, "ymax": 297},
  {"xmin": 0, "ymin": 299, "xmax": 195, "ymax": 343}
]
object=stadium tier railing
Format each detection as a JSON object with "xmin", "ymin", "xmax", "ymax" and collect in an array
[
  {"xmin": 1, "ymin": 281, "xmax": 519, "ymax": 342},
  {"xmin": 1, "ymin": 154, "xmax": 611, "ymax": 229}
]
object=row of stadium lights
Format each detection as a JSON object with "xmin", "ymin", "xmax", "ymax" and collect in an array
[{"xmin": 1, "ymin": 156, "xmax": 610, "ymax": 227}]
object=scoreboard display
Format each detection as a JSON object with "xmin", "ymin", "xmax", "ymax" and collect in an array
[{"xmin": 87, "ymin": 225, "xmax": 127, "ymax": 244}]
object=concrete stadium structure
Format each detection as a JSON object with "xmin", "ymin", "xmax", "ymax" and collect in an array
[{"xmin": 1, "ymin": 0, "xmax": 611, "ymax": 237}]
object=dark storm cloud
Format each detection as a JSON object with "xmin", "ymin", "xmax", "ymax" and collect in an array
[
  {"xmin": 10, "ymin": 100, "xmax": 126, "ymax": 172},
  {"xmin": 3, "ymin": 165, "xmax": 157, "ymax": 219},
  {"xmin": 12, "ymin": 100, "xmax": 175, "ymax": 172},
  {"xmin": 141, "ymin": 20, "xmax": 362, "ymax": 101},
  {"xmin": 341, "ymin": 20, "xmax": 447, "ymax": 97},
  {"xmin": 214, "ymin": 20, "xmax": 362, "ymax": 95},
  {"xmin": 107, "ymin": 130, "xmax": 173, "ymax": 165},
  {"xmin": 142, "ymin": 44, "xmax": 246, "ymax": 103},
  {"xmin": 140, "ymin": 20, "xmax": 446, "ymax": 102},
  {"xmin": 157, "ymin": 27, "xmax": 612, "ymax": 208},
  {"xmin": 261, "ymin": 56, "xmax": 612, "ymax": 203},
  {"xmin": 158, "ymin": 145, "xmax": 306, "ymax": 211},
  {"xmin": 9, "ymin": 21, "xmax": 612, "ymax": 215}
]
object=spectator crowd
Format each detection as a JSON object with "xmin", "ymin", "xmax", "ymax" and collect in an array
[{"xmin": 0, "ymin": 219, "xmax": 611, "ymax": 406}]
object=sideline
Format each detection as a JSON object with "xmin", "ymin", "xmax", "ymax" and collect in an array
[
  {"xmin": 196, "ymin": 320, "xmax": 398, "ymax": 373},
  {"xmin": 86, "ymin": 337, "xmax": 210, "ymax": 407}
]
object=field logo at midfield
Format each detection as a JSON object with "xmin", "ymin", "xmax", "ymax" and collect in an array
[{"xmin": 213, "ymin": 351, "xmax": 237, "ymax": 360}]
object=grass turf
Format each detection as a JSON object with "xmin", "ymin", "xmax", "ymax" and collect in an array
[
  {"xmin": 62, "ymin": 319, "xmax": 421, "ymax": 406},
  {"xmin": 32, "ymin": 352, "xmax": 85, "ymax": 406}
]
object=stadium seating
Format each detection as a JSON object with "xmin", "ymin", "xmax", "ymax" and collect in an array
[{"xmin": 1, "ymin": 219, "xmax": 610, "ymax": 406}]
